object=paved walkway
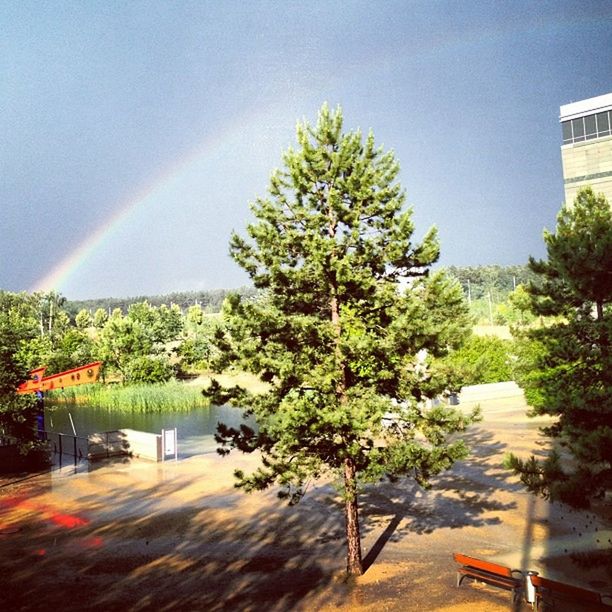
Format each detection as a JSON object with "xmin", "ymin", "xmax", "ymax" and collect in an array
[{"xmin": 1, "ymin": 384, "xmax": 610, "ymax": 611}]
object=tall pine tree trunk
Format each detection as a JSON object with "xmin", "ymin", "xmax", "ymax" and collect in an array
[
  {"xmin": 331, "ymin": 293, "xmax": 364, "ymax": 576},
  {"xmin": 328, "ymin": 208, "xmax": 363, "ymax": 575},
  {"xmin": 344, "ymin": 456, "xmax": 363, "ymax": 575}
]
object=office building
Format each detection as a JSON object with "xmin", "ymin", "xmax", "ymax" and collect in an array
[{"xmin": 559, "ymin": 92, "xmax": 612, "ymax": 203}]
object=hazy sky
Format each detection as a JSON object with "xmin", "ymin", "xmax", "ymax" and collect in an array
[{"xmin": 2, "ymin": 1, "xmax": 611, "ymax": 300}]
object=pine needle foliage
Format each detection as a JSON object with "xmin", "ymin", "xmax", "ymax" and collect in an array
[
  {"xmin": 208, "ymin": 105, "xmax": 476, "ymax": 574},
  {"xmin": 509, "ymin": 187, "xmax": 612, "ymax": 508}
]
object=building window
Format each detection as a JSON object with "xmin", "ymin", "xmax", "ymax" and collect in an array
[
  {"xmin": 585, "ymin": 115, "xmax": 597, "ymax": 139},
  {"xmin": 573, "ymin": 117, "xmax": 586, "ymax": 141},
  {"xmin": 597, "ymin": 112, "xmax": 610, "ymax": 137},
  {"xmin": 562, "ymin": 110, "xmax": 612, "ymax": 144}
]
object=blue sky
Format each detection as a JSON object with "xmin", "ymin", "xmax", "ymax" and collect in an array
[{"xmin": 1, "ymin": 1, "xmax": 611, "ymax": 299}]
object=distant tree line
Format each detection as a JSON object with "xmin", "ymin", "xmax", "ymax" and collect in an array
[
  {"xmin": 443, "ymin": 264, "xmax": 538, "ymax": 302},
  {"xmin": 63, "ymin": 267, "xmax": 538, "ymax": 322},
  {"xmin": 65, "ymin": 286, "xmax": 258, "ymax": 320},
  {"xmin": 64, "ymin": 268, "xmax": 536, "ymax": 324},
  {"xmin": 441, "ymin": 265, "xmax": 539, "ymax": 325}
]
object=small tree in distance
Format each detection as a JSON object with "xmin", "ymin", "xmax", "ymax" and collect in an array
[
  {"xmin": 508, "ymin": 187, "xmax": 611, "ymax": 507},
  {"xmin": 209, "ymin": 105, "xmax": 477, "ymax": 575}
]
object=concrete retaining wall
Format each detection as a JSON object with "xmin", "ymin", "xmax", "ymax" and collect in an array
[
  {"xmin": 88, "ymin": 431, "xmax": 128, "ymax": 460},
  {"xmin": 87, "ymin": 429, "xmax": 161, "ymax": 461},
  {"xmin": 117, "ymin": 428, "xmax": 162, "ymax": 461}
]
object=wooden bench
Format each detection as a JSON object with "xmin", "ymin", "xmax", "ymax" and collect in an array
[
  {"xmin": 453, "ymin": 552, "xmax": 524, "ymax": 604},
  {"xmin": 529, "ymin": 574, "xmax": 612, "ymax": 611}
]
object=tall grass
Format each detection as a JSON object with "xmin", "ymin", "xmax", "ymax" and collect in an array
[{"xmin": 46, "ymin": 382, "xmax": 210, "ymax": 412}]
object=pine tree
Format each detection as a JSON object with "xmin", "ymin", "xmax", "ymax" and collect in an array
[
  {"xmin": 509, "ymin": 187, "xmax": 612, "ymax": 507},
  {"xmin": 209, "ymin": 105, "xmax": 476, "ymax": 575}
]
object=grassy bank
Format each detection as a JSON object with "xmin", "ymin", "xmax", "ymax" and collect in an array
[{"xmin": 46, "ymin": 381, "xmax": 211, "ymax": 412}]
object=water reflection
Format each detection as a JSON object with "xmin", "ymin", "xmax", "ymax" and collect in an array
[{"xmin": 45, "ymin": 404, "xmax": 252, "ymax": 459}]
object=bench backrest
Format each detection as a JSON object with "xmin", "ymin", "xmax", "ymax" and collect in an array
[
  {"xmin": 530, "ymin": 575, "xmax": 601, "ymax": 603},
  {"xmin": 453, "ymin": 552, "xmax": 513, "ymax": 578}
]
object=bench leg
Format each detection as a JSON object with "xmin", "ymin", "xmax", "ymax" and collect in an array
[
  {"xmin": 512, "ymin": 587, "xmax": 524, "ymax": 605},
  {"xmin": 534, "ymin": 594, "xmax": 548, "ymax": 612},
  {"xmin": 456, "ymin": 571, "xmax": 469, "ymax": 588}
]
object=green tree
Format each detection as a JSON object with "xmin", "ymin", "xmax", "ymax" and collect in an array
[
  {"xmin": 23, "ymin": 294, "xmax": 92, "ymax": 375},
  {"xmin": 209, "ymin": 105, "xmax": 476, "ymax": 575},
  {"xmin": 492, "ymin": 285, "xmax": 536, "ymax": 326},
  {"xmin": 96, "ymin": 301, "xmax": 182, "ymax": 383},
  {"xmin": 178, "ymin": 310, "xmax": 223, "ymax": 371},
  {"xmin": 156, "ymin": 303, "xmax": 184, "ymax": 344},
  {"xmin": 445, "ymin": 264, "xmax": 537, "ymax": 302},
  {"xmin": 508, "ymin": 187, "xmax": 612, "ymax": 507},
  {"xmin": 124, "ymin": 355, "xmax": 174, "ymax": 384},
  {"xmin": 34, "ymin": 291, "xmax": 67, "ymax": 337},
  {"xmin": 0, "ymin": 292, "xmax": 40, "ymax": 452},
  {"xmin": 96, "ymin": 311, "xmax": 149, "ymax": 381},
  {"xmin": 440, "ymin": 334, "xmax": 514, "ymax": 387},
  {"xmin": 93, "ymin": 308, "xmax": 109, "ymax": 329},
  {"xmin": 46, "ymin": 327, "xmax": 95, "ymax": 374},
  {"xmin": 75, "ymin": 308, "xmax": 92, "ymax": 330},
  {"xmin": 186, "ymin": 304, "xmax": 204, "ymax": 328}
]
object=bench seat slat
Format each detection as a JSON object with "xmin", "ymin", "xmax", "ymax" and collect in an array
[
  {"xmin": 530, "ymin": 575, "xmax": 612, "ymax": 609},
  {"xmin": 453, "ymin": 552, "xmax": 514, "ymax": 577},
  {"xmin": 454, "ymin": 552, "xmax": 523, "ymax": 604},
  {"xmin": 457, "ymin": 567, "xmax": 520, "ymax": 587}
]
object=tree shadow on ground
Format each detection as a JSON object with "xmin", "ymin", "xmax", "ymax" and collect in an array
[
  {"xmin": 0, "ymin": 457, "xmax": 348, "ymax": 612},
  {"xmin": 359, "ymin": 426, "xmax": 520, "ymax": 571},
  {"xmin": 0, "ymin": 423, "xmax": 560, "ymax": 611}
]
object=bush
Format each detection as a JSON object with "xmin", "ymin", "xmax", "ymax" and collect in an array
[
  {"xmin": 124, "ymin": 356, "xmax": 174, "ymax": 384},
  {"xmin": 442, "ymin": 334, "xmax": 514, "ymax": 387}
]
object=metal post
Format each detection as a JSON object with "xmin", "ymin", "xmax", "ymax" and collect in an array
[
  {"xmin": 68, "ymin": 412, "xmax": 77, "ymax": 437},
  {"xmin": 525, "ymin": 571, "xmax": 539, "ymax": 604},
  {"xmin": 59, "ymin": 433, "xmax": 63, "ymax": 457}
]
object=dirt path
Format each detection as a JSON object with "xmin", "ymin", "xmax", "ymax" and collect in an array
[{"xmin": 1, "ymin": 386, "xmax": 610, "ymax": 611}]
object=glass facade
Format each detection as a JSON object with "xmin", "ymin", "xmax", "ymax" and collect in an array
[{"xmin": 562, "ymin": 110, "xmax": 612, "ymax": 144}]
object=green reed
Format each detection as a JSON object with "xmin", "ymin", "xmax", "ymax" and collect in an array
[{"xmin": 46, "ymin": 382, "xmax": 210, "ymax": 412}]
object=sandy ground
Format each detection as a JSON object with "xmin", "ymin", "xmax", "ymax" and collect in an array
[{"xmin": 1, "ymin": 384, "xmax": 610, "ymax": 611}]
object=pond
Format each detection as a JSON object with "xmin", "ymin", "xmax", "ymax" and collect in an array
[{"xmin": 44, "ymin": 404, "xmax": 253, "ymax": 459}]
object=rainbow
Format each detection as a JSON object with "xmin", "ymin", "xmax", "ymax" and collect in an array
[{"xmin": 30, "ymin": 103, "xmax": 280, "ymax": 295}]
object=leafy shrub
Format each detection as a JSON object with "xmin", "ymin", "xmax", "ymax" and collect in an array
[
  {"xmin": 442, "ymin": 334, "xmax": 514, "ymax": 387},
  {"xmin": 124, "ymin": 355, "xmax": 174, "ymax": 384}
]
